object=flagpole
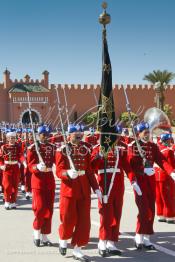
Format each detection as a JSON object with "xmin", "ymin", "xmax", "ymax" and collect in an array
[{"xmin": 99, "ymin": 2, "xmax": 112, "ymax": 204}]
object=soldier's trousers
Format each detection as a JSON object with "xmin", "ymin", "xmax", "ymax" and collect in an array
[
  {"xmin": 156, "ymin": 178, "xmax": 175, "ymax": 218},
  {"xmin": 59, "ymin": 196, "xmax": 91, "ymax": 247},
  {"xmin": 2, "ymin": 164, "xmax": 20, "ymax": 203},
  {"xmin": 134, "ymin": 175, "xmax": 155, "ymax": 235},
  {"xmin": 32, "ymin": 189, "xmax": 55, "ymax": 234},
  {"xmin": 98, "ymin": 174, "xmax": 124, "ymax": 241},
  {"xmin": 25, "ymin": 168, "xmax": 32, "ymax": 192}
]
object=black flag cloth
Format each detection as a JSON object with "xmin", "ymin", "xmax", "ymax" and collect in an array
[{"xmin": 97, "ymin": 30, "xmax": 116, "ymax": 156}]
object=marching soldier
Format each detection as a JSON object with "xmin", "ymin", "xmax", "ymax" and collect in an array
[
  {"xmin": 0, "ymin": 130, "xmax": 26, "ymax": 209},
  {"xmin": 0, "ymin": 128, "xmax": 6, "ymax": 200},
  {"xmin": 155, "ymin": 133, "xmax": 175, "ymax": 223},
  {"xmin": 91, "ymin": 126, "xmax": 137, "ymax": 257},
  {"xmin": 22, "ymin": 129, "xmax": 34, "ymax": 200},
  {"xmin": 128, "ymin": 122, "xmax": 175, "ymax": 250},
  {"xmin": 16, "ymin": 128, "xmax": 26, "ymax": 193},
  {"xmin": 56, "ymin": 124, "xmax": 102, "ymax": 262},
  {"xmin": 27, "ymin": 125, "xmax": 56, "ymax": 247}
]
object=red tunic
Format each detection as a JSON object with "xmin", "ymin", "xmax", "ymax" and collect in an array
[
  {"xmin": 56, "ymin": 141, "xmax": 99, "ymax": 198},
  {"xmin": 128, "ymin": 140, "xmax": 174, "ymax": 234},
  {"xmin": 27, "ymin": 142, "xmax": 56, "ymax": 190}
]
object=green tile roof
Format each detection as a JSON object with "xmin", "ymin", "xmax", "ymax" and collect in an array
[{"xmin": 9, "ymin": 84, "xmax": 49, "ymax": 93}]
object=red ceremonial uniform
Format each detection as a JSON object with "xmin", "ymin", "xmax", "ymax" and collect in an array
[
  {"xmin": 155, "ymin": 143, "xmax": 175, "ymax": 219},
  {"xmin": 22, "ymin": 139, "xmax": 33, "ymax": 193},
  {"xmin": 91, "ymin": 143, "xmax": 135, "ymax": 241},
  {"xmin": 27, "ymin": 142, "xmax": 56, "ymax": 234},
  {"xmin": 128, "ymin": 140, "xmax": 174, "ymax": 234},
  {"xmin": 0, "ymin": 141, "xmax": 4, "ymax": 189},
  {"xmin": 17, "ymin": 138, "xmax": 25, "ymax": 187},
  {"xmin": 56, "ymin": 141, "xmax": 99, "ymax": 247},
  {"xmin": 0, "ymin": 142, "xmax": 24, "ymax": 203}
]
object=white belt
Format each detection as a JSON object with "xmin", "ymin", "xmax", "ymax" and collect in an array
[
  {"xmin": 77, "ymin": 170, "xmax": 85, "ymax": 176},
  {"xmin": 42, "ymin": 167, "xmax": 53, "ymax": 172},
  {"xmin": 4, "ymin": 161, "xmax": 18, "ymax": 165},
  {"xmin": 98, "ymin": 168, "xmax": 121, "ymax": 174}
]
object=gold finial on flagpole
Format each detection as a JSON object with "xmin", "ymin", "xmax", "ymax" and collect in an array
[{"xmin": 99, "ymin": 2, "xmax": 111, "ymax": 27}]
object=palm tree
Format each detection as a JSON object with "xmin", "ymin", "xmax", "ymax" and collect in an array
[{"xmin": 143, "ymin": 70, "xmax": 175, "ymax": 110}]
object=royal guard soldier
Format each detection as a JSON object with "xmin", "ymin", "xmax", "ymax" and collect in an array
[
  {"xmin": 0, "ymin": 128, "xmax": 6, "ymax": 198},
  {"xmin": 56, "ymin": 124, "xmax": 102, "ymax": 262},
  {"xmin": 16, "ymin": 128, "xmax": 26, "ymax": 193},
  {"xmin": 0, "ymin": 130, "xmax": 26, "ymax": 209},
  {"xmin": 22, "ymin": 128, "xmax": 34, "ymax": 200},
  {"xmin": 27, "ymin": 125, "xmax": 56, "ymax": 247},
  {"xmin": 155, "ymin": 133, "xmax": 175, "ymax": 223},
  {"xmin": 128, "ymin": 122, "xmax": 175, "ymax": 250},
  {"xmin": 91, "ymin": 125, "xmax": 137, "ymax": 257}
]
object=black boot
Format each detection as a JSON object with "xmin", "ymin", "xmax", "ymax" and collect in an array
[
  {"xmin": 59, "ymin": 245, "xmax": 67, "ymax": 256},
  {"xmin": 98, "ymin": 249, "xmax": 108, "ymax": 257},
  {"xmin": 33, "ymin": 239, "xmax": 40, "ymax": 247},
  {"xmin": 73, "ymin": 255, "xmax": 90, "ymax": 262},
  {"xmin": 143, "ymin": 244, "xmax": 156, "ymax": 250},
  {"xmin": 167, "ymin": 220, "xmax": 175, "ymax": 224},
  {"xmin": 135, "ymin": 242, "xmax": 143, "ymax": 250},
  {"xmin": 42, "ymin": 241, "xmax": 53, "ymax": 246},
  {"xmin": 107, "ymin": 248, "xmax": 122, "ymax": 256}
]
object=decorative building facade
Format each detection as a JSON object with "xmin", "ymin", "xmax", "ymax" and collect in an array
[{"xmin": 0, "ymin": 70, "xmax": 175, "ymax": 128}]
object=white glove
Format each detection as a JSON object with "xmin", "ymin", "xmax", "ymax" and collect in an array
[
  {"xmin": 95, "ymin": 189, "xmax": 103, "ymax": 204},
  {"xmin": 23, "ymin": 161, "xmax": 27, "ymax": 169},
  {"xmin": 144, "ymin": 167, "xmax": 154, "ymax": 176},
  {"xmin": 170, "ymin": 172, "xmax": 175, "ymax": 181},
  {"xmin": 37, "ymin": 162, "xmax": 46, "ymax": 172},
  {"xmin": 0, "ymin": 165, "xmax": 6, "ymax": 171},
  {"xmin": 132, "ymin": 182, "xmax": 142, "ymax": 196},
  {"xmin": 67, "ymin": 169, "xmax": 78, "ymax": 179}
]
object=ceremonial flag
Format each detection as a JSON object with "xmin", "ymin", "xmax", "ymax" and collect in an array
[{"xmin": 97, "ymin": 30, "xmax": 116, "ymax": 156}]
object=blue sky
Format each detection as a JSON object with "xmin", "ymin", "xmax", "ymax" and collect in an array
[{"xmin": 0, "ymin": 0, "xmax": 175, "ymax": 84}]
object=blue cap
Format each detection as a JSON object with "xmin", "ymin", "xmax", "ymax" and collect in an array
[
  {"xmin": 115, "ymin": 125, "xmax": 123, "ymax": 134},
  {"xmin": 123, "ymin": 128, "xmax": 129, "ymax": 135},
  {"xmin": 67, "ymin": 124, "xmax": 78, "ymax": 133},
  {"xmin": 16, "ymin": 128, "xmax": 22, "ymax": 133},
  {"xmin": 27, "ymin": 128, "xmax": 32, "ymax": 133},
  {"xmin": 37, "ymin": 125, "xmax": 51, "ymax": 135},
  {"xmin": 67, "ymin": 124, "xmax": 84, "ymax": 133},
  {"xmin": 160, "ymin": 133, "xmax": 172, "ymax": 141},
  {"xmin": 22, "ymin": 128, "xmax": 27, "ymax": 133},
  {"xmin": 5, "ymin": 128, "xmax": 13, "ymax": 133},
  {"xmin": 136, "ymin": 122, "xmax": 149, "ymax": 133}
]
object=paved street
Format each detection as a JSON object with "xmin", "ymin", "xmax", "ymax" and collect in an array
[{"xmin": 0, "ymin": 177, "xmax": 175, "ymax": 262}]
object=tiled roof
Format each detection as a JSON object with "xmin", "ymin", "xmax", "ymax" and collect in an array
[{"xmin": 9, "ymin": 84, "xmax": 49, "ymax": 93}]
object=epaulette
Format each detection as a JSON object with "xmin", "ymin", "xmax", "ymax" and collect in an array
[
  {"xmin": 48, "ymin": 142, "xmax": 55, "ymax": 147},
  {"xmin": 116, "ymin": 145, "xmax": 126, "ymax": 150},
  {"xmin": 128, "ymin": 140, "xmax": 136, "ymax": 147},
  {"xmin": 161, "ymin": 148, "xmax": 170, "ymax": 153},
  {"xmin": 93, "ymin": 144, "xmax": 100, "ymax": 149},
  {"xmin": 27, "ymin": 143, "xmax": 35, "ymax": 150},
  {"xmin": 56, "ymin": 144, "xmax": 66, "ymax": 152}
]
